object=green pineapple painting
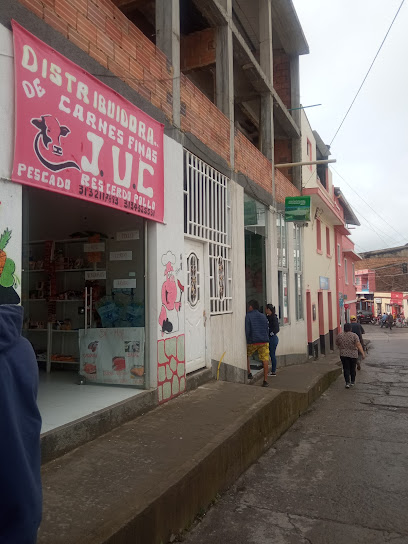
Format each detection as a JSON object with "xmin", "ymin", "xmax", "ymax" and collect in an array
[{"xmin": 0, "ymin": 229, "xmax": 19, "ymax": 288}]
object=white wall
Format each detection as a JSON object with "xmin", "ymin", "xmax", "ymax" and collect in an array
[
  {"xmin": 0, "ymin": 24, "xmax": 22, "ymax": 300},
  {"xmin": 278, "ymin": 219, "xmax": 307, "ymax": 357},
  {"xmin": 210, "ymin": 181, "xmax": 247, "ymax": 372},
  {"xmin": 303, "ymin": 203, "xmax": 338, "ymax": 341},
  {"xmin": 147, "ymin": 135, "xmax": 185, "ymax": 401}
]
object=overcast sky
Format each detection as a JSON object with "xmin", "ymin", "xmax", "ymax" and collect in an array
[{"xmin": 292, "ymin": 0, "xmax": 408, "ymax": 253}]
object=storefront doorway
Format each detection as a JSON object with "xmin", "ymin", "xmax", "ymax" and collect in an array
[
  {"xmin": 185, "ymin": 239, "xmax": 206, "ymax": 373},
  {"xmin": 22, "ymin": 187, "xmax": 147, "ymax": 432},
  {"xmin": 244, "ymin": 195, "xmax": 267, "ymax": 311}
]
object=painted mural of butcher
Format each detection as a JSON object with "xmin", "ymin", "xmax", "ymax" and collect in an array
[{"xmin": 159, "ymin": 251, "xmax": 184, "ymax": 336}]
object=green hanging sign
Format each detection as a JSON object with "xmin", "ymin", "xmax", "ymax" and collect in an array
[{"xmin": 285, "ymin": 196, "xmax": 311, "ymax": 222}]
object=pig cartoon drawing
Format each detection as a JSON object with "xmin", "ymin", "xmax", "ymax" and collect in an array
[{"xmin": 159, "ymin": 251, "xmax": 184, "ymax": 336}]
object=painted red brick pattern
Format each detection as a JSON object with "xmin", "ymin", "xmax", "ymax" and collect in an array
[{"xmin": 235, "ymin": 130, "xmax": 272, "ymax": 194}]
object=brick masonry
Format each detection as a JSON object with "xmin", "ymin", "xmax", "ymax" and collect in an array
[
  {"xmin": 16, "ymin": 0, "xmax": 299, "ymax": 200},
  {"xmin": 235, "ymin": 129, "xmax": 272, "ymax": 194},
  {"xmin": 273, "ymin": 48, "xmax": 291, "ymax": 109},
  {"xmin": 180, "ymin": 27, "xmax": 216, "ymax": 72},
  {"xmin": 275, "ymin": 168, "xmax": 300, "ymax": 203},
  {"xmin": 275, "ymin": 139, "xmax": 293, "ymax": 183},
  {"xmin": 18, "ymin": 0, "xmax": 174, "ymax": 120}
]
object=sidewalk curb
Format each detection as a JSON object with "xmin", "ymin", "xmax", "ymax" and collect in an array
[{"xmin": 76, "ymin": 365, "xmax": 341, "ymax": 544}]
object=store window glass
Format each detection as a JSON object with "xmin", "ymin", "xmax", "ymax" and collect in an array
[
  {"xmin": 22, "ymin": 187, "xmax": 146, "ymax": 389},
  {"xmin": 244, "ymin": 194, "xmax": 267, "ymax": 311},
  {"xmin": 277, "ymin": 213, "xmax": 289, "ymax": 324},
  {"xmin": 293, "ymin": 224, "xmax": 303, "ymax": 320},
  {"xmin": 278, "ymin": 271, "xmax": 289, "ymax": 324}
]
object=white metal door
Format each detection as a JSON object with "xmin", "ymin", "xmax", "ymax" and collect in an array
[{"xmin": 185, "ymin": 240, "xmax": 206, "ymax": 373}]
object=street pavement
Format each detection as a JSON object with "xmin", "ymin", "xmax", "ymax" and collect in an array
[{"xmin": 183, "ymin": 325, "xmax": 408, "ymax": 544}]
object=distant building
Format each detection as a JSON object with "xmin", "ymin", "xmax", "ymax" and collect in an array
[
  {"xmin": 356, "ymin": 245, "xmax": 408, "ymax": 316},
  {"xmin": 301, "ymin": 112, "xmax": 360, "ymax": 358}
]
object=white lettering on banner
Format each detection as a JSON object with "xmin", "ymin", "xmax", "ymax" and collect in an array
[
  {"xmin": 17, "ymin": 163, "xmax": 71, "ymax": 190},
  {"xmin": 110, "ymin": 251, "xmax": 132, "ymax": 261},
  {"xmin": 113, "ymin": 279, "xmax": 136, "ymax": 289},
  {"xmin": 85, "ymin": 270, "xmax": 107, "ymax": 281},
  {"xmin": 112, "ymin": 146, "xmax": 132, "ymax": 189},
  {"xmin": 137, "ymin": 161, "xmax": 154, "ymax": 198},
  {"xmin": 12, "ymin": 22, "xmax": 164, "ymax": 222},
  {"xmin": 84, "ymin": 242, "xmax": 105, "ymax": 252},
  {"xmin": 22, "ymin": 78, "xmax": 45, "ymax": 98},
  {"xmin": 81, "ymin": 132, "xmax": 104, "ymax": 176}
]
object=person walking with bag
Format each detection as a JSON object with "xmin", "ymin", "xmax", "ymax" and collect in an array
[
  {"xmin": 350, "ymin": 315, "xmax": 367, "ymax": 370},
  {"xmin": 336, "ymin": 323, "xmax": 365, "ymax": 389},
  {"xmin": 265, "ymin": 304, "xmax": 279, "ymax": 376}
]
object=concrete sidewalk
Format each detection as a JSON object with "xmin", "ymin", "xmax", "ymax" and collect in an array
[{"xmin": 38, "ymin": 357, "xmax": 341, "ymax": 544}]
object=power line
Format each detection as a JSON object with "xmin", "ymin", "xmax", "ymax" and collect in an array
[
  {"xmin": 347, "ymin": 202, "xmax": 399, "ymax": 248},
  {"xmin": 332, "ymin": 166, "xmax": 406, "ymax": 245},
  {"xmin": 330, "ymin": 0, "xmax": 406, "ymax": 145}
]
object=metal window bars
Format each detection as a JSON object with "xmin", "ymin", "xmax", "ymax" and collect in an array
[{"xmin": 184, "ymin": 150, "xmax": 232, "ymax": 315}]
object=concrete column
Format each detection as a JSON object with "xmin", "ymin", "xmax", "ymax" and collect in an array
[
  {"xmin": 156, "ymin": 0, "xmax": 180, "ymax": 128},
  {"xmin": 216, "ymin": 0, "xmax": 234, "ymax": 168},
  {"xmin": 259, "ymin": 0, "xmax": 275, "ymax": 199},
  {"xmin": 290, "ymin": 55, "xmax": 302, "ymax": 191}
]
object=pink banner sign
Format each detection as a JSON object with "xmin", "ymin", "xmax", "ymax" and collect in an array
[{"xmin": 11, "ymin": 21, "xmax": 164, "ymax": 222}]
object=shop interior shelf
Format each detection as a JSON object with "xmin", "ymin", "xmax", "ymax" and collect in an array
[
  {"xmin": 55, "ymin": 268, "xmax": 95, "ymax": 273},
  {"xmin": 52, "ymin": 330, "xmax": 79, "ymax": 333},
  {"xmin": 24, "ymin": 268, "xmax": 99, "ymax": 273},
  {"xmin": 26, "ymin": 237, "xmax": 89, "ymax": 245},
  {"xmin": 50, "ymin": 360, "xmax": 79, "ymax": 364},
  {"xmin": 26, "ymin": 329, "xmax": 47, "ymax": 332},
  {"xmin": 53, "ymin": 299, "xmax": 84, "ymax": 303}
]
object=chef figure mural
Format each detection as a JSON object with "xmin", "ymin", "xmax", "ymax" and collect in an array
[{"xmin": 159, "ymin": 251, "xmax": 184, "ymax": 336}]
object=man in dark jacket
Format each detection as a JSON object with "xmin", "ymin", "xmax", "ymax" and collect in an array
[
  {"xmin": 0, "ymin": 287, "xmax": 42, "ymax": 543},
  {"xmin": 350, "ymin": 315, "xmax": 365, "ymax": 370},
  {"xmin": 245, "ymin": 299, "xmax": 270, "ymax": 387}
]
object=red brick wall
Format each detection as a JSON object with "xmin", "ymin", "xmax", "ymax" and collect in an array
[
  {"xmin": 180, "ymin": 74, "xmax": 230, "ymax": 165},
  {"xmin": 273, "ymin": 49, "xmax": 291, "ymax": 109},
  {"xmin": 18, "ymin": 0, "xmax": 174, "ymax": 120},
  {"xmin": 274, "ymin": 139, "xmax": 292, "ymax": 182},
  {"xmin": 17, "ymin": 0, "xmax": 301, "ymax": 200},
  {"xmin": 235, "ymin": 130, "xmax": 272, "ymax": 194},
  {"xmin": 180, "ymin": 28, "xmax": 216, "ymax": 72},
  {"xmin": 275, "ymin": 168, "xmax": 299, "ymax": 203}
]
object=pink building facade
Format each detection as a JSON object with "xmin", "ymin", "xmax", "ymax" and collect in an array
[{"xmin": 333, "ymin": 189, "xmax": 361, "ymax": 327}]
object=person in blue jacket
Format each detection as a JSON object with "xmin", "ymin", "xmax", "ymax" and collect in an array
[
  {"xmin": 0, "ymin": 285, "xmax": 42, "ymax": 544},
  {"xmin": 245, "ymin": 299, "xmax": 270, "ymax": 387}
]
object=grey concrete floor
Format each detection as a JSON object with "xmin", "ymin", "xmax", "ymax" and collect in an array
[{"xmin": 183, "ymin": 326, "xmax": 408, "ymax": 544}]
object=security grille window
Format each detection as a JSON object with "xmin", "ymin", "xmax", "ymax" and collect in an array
[
  {"xmin": 293, "ymin": 224, "xmax": 303, "ymax": 320},
  {"xmin": 184, "ymin": 150, "xmax": 232, "ymax": 314},
  {"xmin": 277, "ymin": 214, "xmax": 289, "ymax": 324}
]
